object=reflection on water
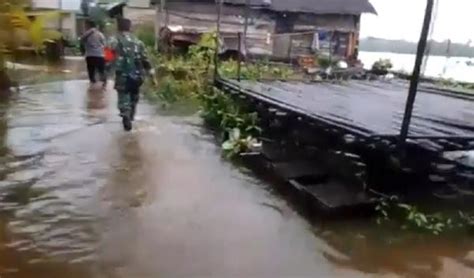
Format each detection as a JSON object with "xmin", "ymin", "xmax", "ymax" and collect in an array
[
  {"xmin": 0, "ymin": 79, "xmax": 471, "ymax": 277},
  {"xmin": 317, "ymin": 221, "xmax": 474, "ymax": 278}
]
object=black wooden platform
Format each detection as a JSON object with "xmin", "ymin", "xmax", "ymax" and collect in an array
[
  {"xmin": 216, "ymin": 78, "xmax": 474, "ymax": 206},
  {"xmin": 217, "ymin": 78, "xmax": 474, "ymax": 155}
]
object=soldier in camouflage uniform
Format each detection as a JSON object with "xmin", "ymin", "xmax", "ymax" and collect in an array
[{"xmin": 109, "ymin": 18, "xmax": 153, "ymax": 131}]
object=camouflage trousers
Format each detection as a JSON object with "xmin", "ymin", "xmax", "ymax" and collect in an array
[{"xmin": 115, "ymin": 76, "xmax": 142, "ymax": 116}]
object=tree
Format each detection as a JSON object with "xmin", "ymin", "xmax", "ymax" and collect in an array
[{"xmin": 0, "ymin": 0, "xmax": 61, "ymax": 90}]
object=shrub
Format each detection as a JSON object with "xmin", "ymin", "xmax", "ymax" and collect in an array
[{"xmin": 135, "ymin": 24, "xmax": 155, "ymax": 49}]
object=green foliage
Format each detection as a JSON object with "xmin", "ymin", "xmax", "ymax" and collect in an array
[
  {"xmin": 435, "ymin": 77, "xmax": 474, "ymax": 91},
  {"xmin": 190, "ymin": 32, "xmax": 217, "ymax": 55},
  {"xmin": 317, "ymin": 55, "xmax": 338, "ymax": 69},
  {"xmin": 371, "ymin": 59, "xmax": 393, "ymax": 72},
  {"xmin": 199, "ymin": 88, "xmax": 261, "ymax": 133},
  {"xmin": 220, "ymin": 60, "xmax": 294, "ymax": 80},
  {"xmin": 376, "ymin": 196, "xmax": 474, "ymax": 236},
  {"xmin": 0, "ymin": 1, "xmax": 61, "ymax": 88},
  {"xmin": 0, "ymin": 3, "xmax": 61, "ymax": 59},
  {"xmin": 147, "ymin": 74, "xmax": 204, "ymax": 104},
  {"xmin": 145, "ymin": 32, "xmax": 296, "ymax": 158},
  {"xmin": 144, "ymin": 35, "xmax": 213, "ymax": 104},
  {"xmin": 222, "ymin": 128, "xmax": 260, "ymax": 158},
  {"xmin": 198, "ymin": 87, "xmax": 262, "ymax": 158},
  {"xmin": 459, "ymin": 211, "xmax": 474, "ymax": 232},
  {"xmin": 135, "ymin": 24, "xmax": 155, "ymax": 49}
]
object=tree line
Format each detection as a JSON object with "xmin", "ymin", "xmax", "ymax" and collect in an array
[{"xmin": 360, "ymin": 37, "xmax": 474, "ymax": 58}]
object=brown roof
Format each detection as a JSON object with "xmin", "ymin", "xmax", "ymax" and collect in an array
[{"xmin": 224, "ymin": 0, "xmax": 377, "ymax": 15}]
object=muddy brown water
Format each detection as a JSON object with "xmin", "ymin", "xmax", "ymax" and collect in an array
[{"xmin": 0, "ymin": 79, "xmax": 471, "ymax": 277}]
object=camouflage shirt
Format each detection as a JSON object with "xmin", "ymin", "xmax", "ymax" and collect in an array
[{"xmin": 108, "ymin": 33, "xmax": 152, "ymax": 90}]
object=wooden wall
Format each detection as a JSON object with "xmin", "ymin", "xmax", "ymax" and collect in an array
[
  {"xmin": 157, "ymin": 2, "xmax": 362, "ymax": 59},
  {"xmin": 159, "ymin": 2, "xmax": 275, "ymax": 55}
]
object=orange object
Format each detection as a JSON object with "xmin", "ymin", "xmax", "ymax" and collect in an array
[
  {"xmin": 298, "ymin": 55, "xmax": 316, "ymax": 69},
  {"xmin": 104, "ymin": 47, "xmax": 116, "ymax": 63}
]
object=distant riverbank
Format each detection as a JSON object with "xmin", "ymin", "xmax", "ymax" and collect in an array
[
  {"xmin": 359, "ymin": 51, "xmax": 474, "ymax": 83},
  {"xmin": 360, "ymin": 37, "xmax": 474, "ymax": 58}
]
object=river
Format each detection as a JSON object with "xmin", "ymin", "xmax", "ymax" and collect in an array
[
  {"xmin": 0, "ymin": 63, "xmax": 472, "ymax": 277},
  {"xmin": 359, "ymin": 51, "xmax": 474, "ymax": 83}
]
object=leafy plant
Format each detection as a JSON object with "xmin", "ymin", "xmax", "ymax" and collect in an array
[
  {"xmin": 376, "ymin": 196, "xmax": 473, "ymax": 235},
  {"xmin": 371, "ymin": 59, "xmax": 393, "ymax": 73},
  {"xmin": 144, "ymin": 32, "xmax": 284, "ymax": 158},
  {"xmin": 317, "ymin": 55, "xmax": 338, "ymax": 69},
  {"xmin": 135, "ymin": 24, "xmax": 155, "ymax": 49},
  {"xmin": 0, "ymin": 1, "xmax": 61, "ymax": 89},
  {"xmin": 397, "ymin": 204, "xmax": 456, "ymax": 235},
  {"xmin": 220, "ymin": 59, "xmax": 294, "ymax": 80},
  {"xmin": 222, "ymin": 128, "xmax": 260, "ymax": 158}
]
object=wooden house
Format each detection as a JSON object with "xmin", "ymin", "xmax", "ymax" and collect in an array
[{"xmin": 155, "ymin": 0, "xmax": 376, "ymax": 60}]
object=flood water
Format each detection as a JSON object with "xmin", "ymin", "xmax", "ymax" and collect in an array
[{"xmin": 0, "ymin": 70, "xmax": 473, "ymax": 277}]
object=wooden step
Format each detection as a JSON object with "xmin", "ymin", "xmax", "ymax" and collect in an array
[
  {"xmin": 272, "ymin": 161, "xmax": 328, "ymax": 181},
  {"xmin": 289, "ymin": 179, "xmax": 374, "ymax": 213}
]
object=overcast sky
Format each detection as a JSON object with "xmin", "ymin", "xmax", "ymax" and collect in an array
[{"xmin": 361, "ymin": 0, "xmax": 474, "ymax": 43}]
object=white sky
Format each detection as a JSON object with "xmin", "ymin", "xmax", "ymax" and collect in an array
[{"xmin": 361, "ymin": 0, "xmax": 474, "ymax": 43}]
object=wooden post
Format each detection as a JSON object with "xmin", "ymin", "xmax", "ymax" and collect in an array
[
  {"xmin": 328, "ymin": 31, "xmax": 333, "ymax": 69},
  {"xmin": 58, "ymin": 0, "xmax": 62, "ymax": 31},
  {"xmin": 243, "ymin": 0, "xmax": 250, "ymax": 53},
  {"xmin": 214, "ymin": 0, "xmax": 223, "ymax": 80},
  {"xmin": 287, "ymin": 36, "xmax": 293, "ymax": 60},
  {"xmin": 165, "ymin": 0, "xmax": 169, "ymax": 26},
  {"xmin": 398, "ymin": 0, "xmax": 434, "ymax": 150},
  {"xmin": 237, "ymin": 32, "xmax": 242, "ymax": 81},
  {"xmin": 155, "ymin": 0, "xmax": 166, "ymax": 50}
]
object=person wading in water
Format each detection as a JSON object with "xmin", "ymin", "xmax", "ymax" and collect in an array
[
  {"xmin": 80, "ymin": 20, "xmax": 107, "ymax": 87},
  {"xmin": 108, "ymin": 18, "xmax": 154, "ymax": 131}
]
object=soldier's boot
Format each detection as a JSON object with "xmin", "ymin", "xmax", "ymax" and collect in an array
[{"xmin": 120, "ymin": 109, "xmax": 132, "ymax": 131}]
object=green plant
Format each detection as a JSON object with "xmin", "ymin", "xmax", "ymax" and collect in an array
[
  {"xmin": 219, "ymin": 60, "xmax": 294, "ymax": 80},
  {"xmin": 397, "ymin": 204, "xmax": 456, "ymax": 235},
  {"xmin": 0, "ymin": 3, "xmax": 62, "ymax": 89},
  {"xmin": 189, "ymin": 32, "xmax": 216, "ymax": 57},
  {"xmin": 145, "ymin": 31, "xmax": 273, "ymax": 158},
  {"xmin": 222, "ymin": 128, "xmax": 260, "ymax": 158},
  {"xmin": 135, "ymin": 24, "xmax": 155, "ymax": 49},
  {"xmin": 371, "ymin": 59, "xmax": 393, "ymax": 72},
  {"xmin": 375, "ymin": 196, "xmax": 474, "ymax": 236},
  {"xmin": 459, "ymin": 211, "xmax": 474, "ymax": 232},
  {"xmin": 317, "ymin": 55, "xmax": 338, "ymax": 69}
]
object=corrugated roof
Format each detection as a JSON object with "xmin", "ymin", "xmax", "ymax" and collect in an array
[
  {"xmin": 223, "ymin": 0, "xmax": 269, "ymax": 6},
  {"xmin": 224, "ymin": 0, "xmax": 377, "ymax": 15}
]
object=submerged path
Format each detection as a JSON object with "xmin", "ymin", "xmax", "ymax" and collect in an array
[{"xmin": 0, "ymin": 80, "xmax": 471, "ymax": 277}]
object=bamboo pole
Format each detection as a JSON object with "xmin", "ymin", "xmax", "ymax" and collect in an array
[
  {"xmin": 398, "ymin": 0, "xmax": 434, "ymax": 150},
  {"xmin": 237, "ymin": 32, "xmax": 242, "ymax": 81},
  {"xmin": 214, "ymin": 0, "xmax": 223, "ymax": 80},
  {"xmin": 243, "ymin": 0, "xmax": 250, "ymax": 53},
  {"xmin": 155, "ymin": 0, "xmax": 166, "ymax": 50}
]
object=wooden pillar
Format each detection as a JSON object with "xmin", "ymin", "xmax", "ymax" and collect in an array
[
  {"xmin": 237, "ymin": 32, "xmax": 242, "ymax": 81},
  {"xmin": 214, "ymin": 0, "xmax": 223, "ymax": 79},
  {"xmin": 243, "ymin": 0, "xmax": 250, "ymax": 53},
  {"xmin": 398, "ymin": 0, "xmax": 434, "ymax": 150},
  {"xmin": 155, "ymin": 0, "xmax": 166, "ymax": 50}
]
